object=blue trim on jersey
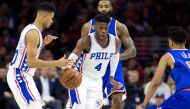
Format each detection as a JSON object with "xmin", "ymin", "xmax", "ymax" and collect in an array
[
  {"xmin": 89, "ymin": 18, "xmax": 96, "ymax": 33},
  {"xmin": 69, "ymin": 90, "xmax": 80, "ymax": 105},
  {"xmin": 108, "ymin": 18, "xmax": 116, "ymax": 36},
  {"xmin": 20, "ymin": 55, "xmax": 29, "ymax": 72},
  {"xmin": 15, "ymin": 68, "xmax": 33, "ymax": 104},
  {"xmin": 69, "ymin": 54, "xmax": 85, "ymax": 105},
  {"xmin": 75, "ymin": 54, "xmax": 84, "ymax": 72}
]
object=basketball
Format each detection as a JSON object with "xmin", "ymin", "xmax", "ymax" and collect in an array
[{"xmin": 59, "ymin": 68, "xmax": 82, "ymax": 89}]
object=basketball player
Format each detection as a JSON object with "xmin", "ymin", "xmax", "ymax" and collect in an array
[
  {"xmin": 67, "ymin": 13, "xmax": 121, "ymax": 109},
  {"xmin": 77, "ymin": 0, "xmax": 136, "ymax": 108},
  {"xmin": 7, "ymin": 2, "xmax": 73, "ymax": 109},
  {"xmin": 136, "ymin": 26, "xmax": 190, "ymax": 109}
]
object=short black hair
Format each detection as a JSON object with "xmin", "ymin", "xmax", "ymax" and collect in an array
[
  {"xmin": 95, "ymin": 12, "xmax": 110, "ymax": 23},
  {"xmin": 168, "ymin": 26, "xmax": 187, "ymax": 43},
  {"xmin": 37, "ymin": 2, "xmax": 55, "ymax": 13}
]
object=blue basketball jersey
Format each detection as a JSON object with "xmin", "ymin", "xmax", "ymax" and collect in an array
[{"xmin": 168, "ymin": 49, "xmax": 190, "ymax": 91}]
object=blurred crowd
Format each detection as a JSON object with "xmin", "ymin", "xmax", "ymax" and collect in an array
[{"xmin": 0, "ymin": 0, "xmax": 189, "ymax": 109}]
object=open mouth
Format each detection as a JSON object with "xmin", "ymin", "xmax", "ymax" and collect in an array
[{"xmin": 100, "ymin": 35, "xmax": 106, "ymax": 39}]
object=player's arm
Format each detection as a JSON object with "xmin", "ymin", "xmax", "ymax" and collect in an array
[
  {"xmin": 110, "ymin": 37, "xmax": 122, "ymax": 89},
  {"xmin": 68, "ymin": 37, "xmax": 90, "ymax": 63},
  {"xmin": 81, "ymin": 21, "xmax": 91, "ymax": 39},
  {"xmin": 26, "ymin": 30, "xmax": 73, "ymax": 68},
  {"xmin": 137, "ymin": 53, "xmax": 173, "ymax": 109},
  {"xmin": 67, "ymin": 21, "xmax": 91, "ymax": 63},
  {"xmin": 42, "ymin": 35, "xmax": 58, "ymax": 47},
  {"xmin": 116, "ymin": 22, "xmax": 136, "ymax": 60}
]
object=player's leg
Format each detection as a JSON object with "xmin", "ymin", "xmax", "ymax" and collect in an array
[
  {"xmin": 110, "ymin": 93, "xmax": 125, "ymax": 109},
  {"xmin": 7, "ymin": 68, "xmax": 44, "ymax": 109},
  {"xmin": 85, "ymin": 77, "xmax": 103, "ymax": 109},
  {"xmin": 106, "ymin": 69, "xmax": 126, "ymax": 109},
  {"xmin": 68, "ymin": 75, "xmax": 87, "ymax": 109}
]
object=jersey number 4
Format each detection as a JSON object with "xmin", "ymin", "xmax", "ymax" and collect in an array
[{"xmin": 95, "ymin": 63, "xmax": 102, "ymax": 71}]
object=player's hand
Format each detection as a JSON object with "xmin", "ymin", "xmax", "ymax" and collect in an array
[
  {"xmin": 57, "ymin": 55, "xmax": 74, "ymax": 67},
  {"xmin": 110, "ymin": 76, "xmax": 122, "ymax": 91},
  {"xmin": 43, "ymin": 34, "xmax": 58, "ymax": 46}
]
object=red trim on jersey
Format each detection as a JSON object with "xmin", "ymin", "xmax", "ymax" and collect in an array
[
  {"xmin": 80, "ymin": 53, "xmax": 87, "ymax": 73},
  {"xmin": 68, "ymin": 90, "xmax": 72, "ymax": 107},
  {"xmin": 18, "ymin": 47, "xmax": 26, "ymax": 68},
  {"xmin": 99, "ymin": 105, "xmax": 103, "ymax": 109},
  {"xmin": 107, "ymin": 90, "xmax": 125, "ymax": 98},
  {"xmin": 14, "ymin": 69, "xmax": 28, "ymax": 105},
  {"xmin": 75, "ymin": 89, "xmax": 81, "ymax": 104},
  {"xmin": 21, "ymin": 72, "xmax": 36, "ymax": 100},
  {"xmin": 26, "ymin": 68, "xmax": 30, "ymax": 72}
]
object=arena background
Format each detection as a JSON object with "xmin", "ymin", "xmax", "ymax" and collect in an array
[{"xmin": 0, "ymin": 0, "xmax": 189, "ymax": 109}]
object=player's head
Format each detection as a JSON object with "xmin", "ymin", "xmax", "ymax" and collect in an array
[
  {"xmin": 36, "ymin": 2, "xmax": 55, "ymax": 29},
  {"xmin": 97, "ymin": 0, "xmax": 113, "ymax": 14},
  {"xmin": 94, "ymin": 13, "xmax": 110, "ymax": 40},
  {"xmin": 168, "ymin": 26, "xmax": 187, "ymax": 49}
]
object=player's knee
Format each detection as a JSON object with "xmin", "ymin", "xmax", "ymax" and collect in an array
[
  {"xmin": 28, "ymin": 100, "xmax": 43, "ymax": 109},
  {"xmin": 111, "ymin": 93, "xmax": 123, "ymax": 108},
  {"xmin": 112, "ymin": 93, "xmax": 122, "ymax": 102},
  {"xmin": 112, "ymin": 98, "xmax": 123, "ymax": 105}
]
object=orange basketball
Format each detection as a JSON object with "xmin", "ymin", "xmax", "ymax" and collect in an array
[{"xmin": 59, "ymin": 68, "xmax": 82, "ymax": 89}]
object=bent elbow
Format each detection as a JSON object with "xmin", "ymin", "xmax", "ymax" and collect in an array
[
  {"xmin": 27, "ymin": 59, "xmax": 35, "ymax": 68},
  {"xmin": 132, "ymin": 47, "xmax": 137, "ymax": 57}
]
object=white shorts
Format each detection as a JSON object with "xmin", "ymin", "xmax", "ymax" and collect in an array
[
  {"xmin": 7, "ymin": 68, "xmax": 45, "ymax": 109},
  {"xmin": 68, "ymin": 75, "xmax": 103, "ymax": 109}
]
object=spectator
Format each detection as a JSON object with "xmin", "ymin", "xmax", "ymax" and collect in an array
[
  {"xmin": 125, "ymin": 70, "xmax": 144, "ymax": 109},
  {"xmin": 144, "ymin": 79, "xmax": 171, "ymax": 106},
  {"xmin": 0, "ymin": 66, "xmax": 19, "ymax": 109},
  {"xmin": 35, "ymin": 68, "xmax": 62, "ymax": 109}
]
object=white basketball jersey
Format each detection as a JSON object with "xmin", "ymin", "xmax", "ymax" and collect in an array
[
  {"xmin": 81, "ymin": 32, "xmax": 116, "ymax": 79},
  {"xmin": 9, "ymin": 24, "xmax": 43, "ymax": 76}
]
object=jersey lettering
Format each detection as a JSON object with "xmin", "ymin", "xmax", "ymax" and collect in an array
[{"xmin": 90, "ymin": 52, "xmax": 113, "ymax": 60}]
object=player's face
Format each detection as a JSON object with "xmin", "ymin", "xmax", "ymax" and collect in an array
[
  {"xmin": 43, "ymin": 12, "xmax": 54, "ymax": 29},
  {"xmin": 95, "ymin": 22, "xmax": 109, "ymax": 40},
  {"xmin": 98, "ymin": 1, "xmax": 112, "ymax": 13}
]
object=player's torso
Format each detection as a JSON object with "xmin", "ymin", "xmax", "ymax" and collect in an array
[
  {"xmin": 9, "ymin": 24, "xmax": 43, "ymax": 76},
  {"xmin": 89, "ymin": 18, "xmax": 123, "ymax": 66},
  {"xmin": 168, "ymin": 49, "xmax": 190, "ymax": 90},
  {"xmin": 81, "ymin": 32, "xmax": 116, "ymax": 79}
]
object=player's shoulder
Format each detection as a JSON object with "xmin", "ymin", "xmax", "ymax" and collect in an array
[
  {"xmin": 81, "ymin": 21, "xmax": 91, "ymax": 37},
  {"xmin": 115, "ymin": 36, "xmax": 121, "ymax": 43},
  {"xmin": 26, "ymin": 29, "xmax": 39, "ymax": 37},
  {"xmin": 115, "ymin": 36, "xmax": 121, "ymax": 47},
  {"xmin": 116, "ymin": 20, "xmax": 127, "ymax": 29},
  {"xmin": 82, "ymin": 20, "xmax": 91, "ymax": 30},
  {"xmin": 159, "ymin": 53, "xmax": 173, "ymax": 64}
]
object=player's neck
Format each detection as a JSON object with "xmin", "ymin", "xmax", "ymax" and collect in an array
[
  {"xmin": 33, "ymin": 19, "xmax": 43, "ymax": 32},
  {"xmin": 172, "ymin": 45, "xmax": 186, "ymax": 50},
  {"xmin": 95, "ymin": 35, "xmax": 109, "ymax": 48}
]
